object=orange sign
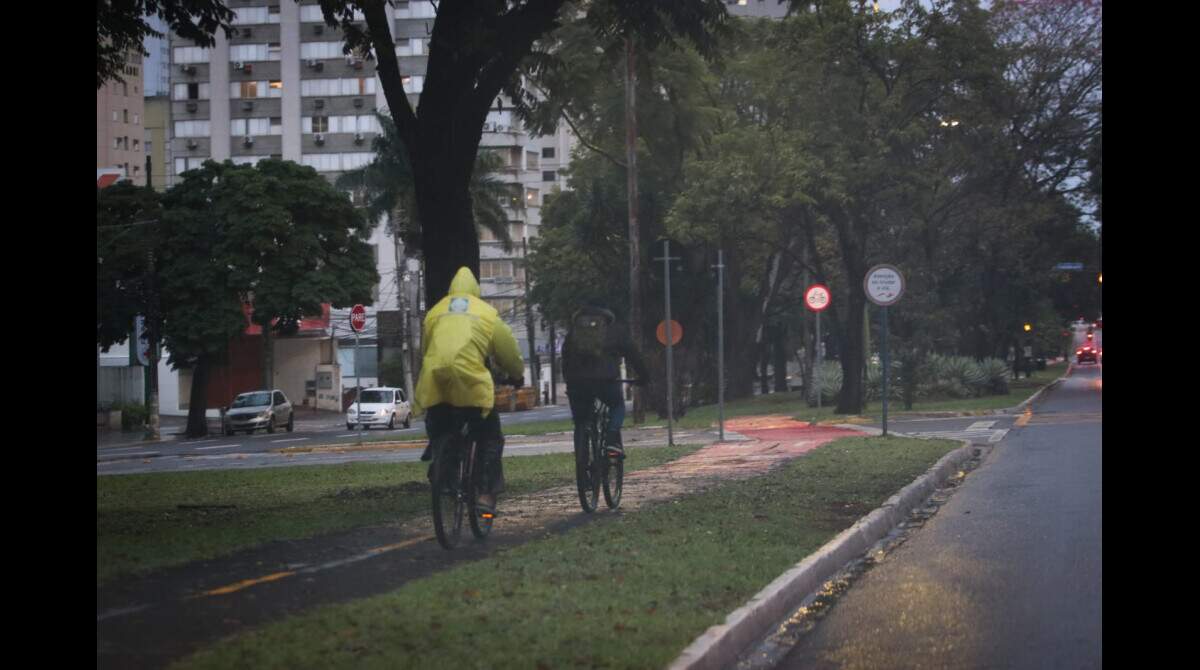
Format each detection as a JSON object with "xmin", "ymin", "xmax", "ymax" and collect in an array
[{"xmin": 656, "ymin": 320, "xmax": 682, "ymax": 346}]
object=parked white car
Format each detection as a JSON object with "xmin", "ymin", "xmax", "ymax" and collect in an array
[
  {"xmin": 224, "ymin": 389, "xmax": 294, "ymax": 435},
  {"xmin": 346, "ymin": 387, "xmax": 412, "ymax": 430}
]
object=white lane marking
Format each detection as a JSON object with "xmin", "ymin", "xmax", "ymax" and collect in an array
[
  {"xmin": 99, "ymin": 447, "xmax": 153, "ymax": 455},
  {"xmin": 989, "ymin": 429, "xmax": 1009, "ymax": 443},
  {"xmin": 194, "ymin": 444, "xmax": 242, "ymax": 450},
  {"xmin": 271, "ymin": 437, "xmax": 310, "ymax": 443},
  {"xmin": 185, "ymin": 439, "xmax": 218, "ymax": 444},
  {"xmin": 97, "ymin": 603, "xmax": 151, "ymax": 621},
  {"xmin": 966, "ymin": 421, "xmax": 997, "ymax": 431}
]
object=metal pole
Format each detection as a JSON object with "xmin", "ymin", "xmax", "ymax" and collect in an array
[
  {"xmin": 356, "ymin": 329, "xmax": 362, "ymax": 444},
  {"xmin": 716, "ymin": 249, "xmax": 725, "ymax": 442},
  {"xmin": 815, "ymin": 310, "xmax": 822, "ymax": 410},
  {"xmin": 663, "ymin": 240, "xmax": 675, "ymax": 448},
  {"xmin": 881, "ymin": 305, "xmax": 889, "ymax": 437}
]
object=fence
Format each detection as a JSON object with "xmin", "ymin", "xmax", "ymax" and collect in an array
[{"xmin": 97, "ymin": 366, "xmax": 144, "ymax": 408}]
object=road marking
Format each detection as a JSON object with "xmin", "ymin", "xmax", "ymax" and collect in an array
[
  {"xmin": 194, "ymin": 444, "xmax": 241, "ymax": 450},
  {"xmin": 989, "ymin": 429, "xmax": 1009, "ymax": 443},
  {"xmin": 271, "ymin": 437, "xmax": 310, "ymax": 443},
  {"xmin": 1015, "ymin": 411, "xmax": 1033, "ymax": 427},
  {"xmin": 97, "ymin": 603, "xmax": 151, "ymax": 622},
  {"xmin": 192, "ymin": 535, "xmax": 433, "ymax": 600},
  {"xmin": 185, "ymin": 439, "xmax": 217, "ymax": 444},
  {"xmin": 966, "ymin": 421, "xmax": 996, "ymax": 431}
]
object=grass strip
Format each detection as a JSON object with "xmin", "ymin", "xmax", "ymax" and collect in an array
[
  {"xmin": 97, "ymin": 444, "xmax": 701, "ymax": 586},
  {"xmin": 171, "ymin": 435, "xmax": 957, "ymax": 670}
]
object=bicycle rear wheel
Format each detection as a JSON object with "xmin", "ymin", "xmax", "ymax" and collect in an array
[
  {"xmin": 597, "ymin": 402, "xmax": 623, "ymax": 509},
  {"xmin": 467, "ymin": 441, "xmax": 494, "ymax": 540},
  {"xmin": 431, "ymin": 436, "xmax": 466, "ymax": 549},
  {"xmin": 574, "ymin": 412, "xmax": 600, "ymax": 513}
]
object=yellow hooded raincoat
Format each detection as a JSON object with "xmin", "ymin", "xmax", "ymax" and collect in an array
[{"xmin": 414, "ymin": 267, "xmax": 525, "ymax": 413}]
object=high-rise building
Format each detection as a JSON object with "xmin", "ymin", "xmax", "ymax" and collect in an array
[
  {"xmin": 166, "ymin": 1, "xmax": 572, "ymax": 395},
  {"xmin": 97, "ymin": 49, "xmax": 147, "ymax": 186},
  {"xmin": 143, "ymin": 15, "xmax": 172, "ymax": 97}
]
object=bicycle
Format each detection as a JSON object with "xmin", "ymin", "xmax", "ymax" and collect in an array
[
  {"xmin": 429, "ymin": 407, "xmax": 500, "ymax": 550},
  {"xmin": 574, "ymin": 379, "xmax": 638, "ymax": 513}
]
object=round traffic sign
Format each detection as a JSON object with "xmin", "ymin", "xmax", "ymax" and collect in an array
[
  {"xmin": 350, "ymin": 304, "xmax": 367, "ymax": 332},
  {"xmin": 656, "ymin": 320, "xmax": 682, "ymax": 346},
  {"xmin": 864, "ymin": 265, "xmax": 905, "ymax": 306},
  {"xmin": 804, "ymin": 284, "xmax": 831, "ymax": 312}
]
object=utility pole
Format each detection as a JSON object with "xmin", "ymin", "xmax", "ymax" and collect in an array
[
  {"xmin": 625, "ymin": 34, "xmax": 645, "ymax": 424},
  {"xmin": 715, "ymin": 249, "xmax": 725, "ymax": 441},
  {"xmin": 394, "ymin": 226, "xmax": 414, "ymax": 404},
  {"xmin": 523, "ymin": 238, "xmax": 538, "ymax": 397},
  {"xmin": 548, "ymin": 321, "xmax": 558, "ymax": 405}
]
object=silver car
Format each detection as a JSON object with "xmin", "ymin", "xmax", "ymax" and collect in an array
[
  {"xmin": 346, "ymin": 387, "xmax": 412, "ymax": 430},
  {"xmin": 223, "ymin": 389, "xmax": 294, "ymax": 435}
]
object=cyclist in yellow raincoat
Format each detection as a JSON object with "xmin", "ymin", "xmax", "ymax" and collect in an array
[{"xmin": 416, "ymin": 266, "xmax": 524, "ymax": 513}]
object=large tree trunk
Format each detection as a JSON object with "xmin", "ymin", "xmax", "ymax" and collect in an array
[
  {"xmin": 837, "ymin": 289, "xmax": 866, "ymax": 414},
  {"xmin": 185, "ymin": 354, "xmax": 211, "ymax": 437},
  {"xmin": 414, "ymin": 146, "xmax": 479, "ymax": 307}
]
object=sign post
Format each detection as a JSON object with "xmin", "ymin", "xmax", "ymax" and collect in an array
[
  {"xmin": 652, "ymin": 239, "xmax": 683, "ymax": 447},
  {"xmin": 715, "ymin": 249, "xmax": 725, "ymax": 441},
  {"xmin": 863, "ymin": 265, "xmax": 905, "ymax": 437},
  {"xmin": 350, "ymin": 304, "xmax": 366, "ymax": 444},
  {"xmin": 804, "ymin": 284, "xmax": 831, "ymax": 409}
]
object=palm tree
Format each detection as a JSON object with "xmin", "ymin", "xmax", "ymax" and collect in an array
[{"xmin": 337, "ymin": 112, "xmax": 515, "ymax": 255}]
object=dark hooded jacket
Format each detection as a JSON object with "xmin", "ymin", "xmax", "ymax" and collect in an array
[{"xmin": 562, "ymin": 306, "xmax": 649, "ymax": 383}]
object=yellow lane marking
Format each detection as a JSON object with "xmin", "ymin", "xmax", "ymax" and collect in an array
[
  {"xmin": 1015, "ymin": 411, "xmax": 1033, "ymax": 427},
  {"xmin": 192, "ymin": 535, "xmax": 434, "ymax": 599},
  {"xmin": 197, "ymin": 570, "xmax": 296, "ymax": 597}
]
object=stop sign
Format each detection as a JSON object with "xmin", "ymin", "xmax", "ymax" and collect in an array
[{"xmin": 350, "ymin": 304, "xmax": 366, "ymax": 332}]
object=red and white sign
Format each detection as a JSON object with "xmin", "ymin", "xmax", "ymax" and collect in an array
[
  {"xmin": 804, "ymin": 284, "xmax": 831, "ymax": 312},
  {"xmin": 350, "ymin": 304, "xmax": 367, "ymax": 332}
]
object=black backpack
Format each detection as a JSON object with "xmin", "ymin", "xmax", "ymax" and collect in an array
[{"xmin": 571, "ymin": 312, "xmax": 609, "ymax": 360}]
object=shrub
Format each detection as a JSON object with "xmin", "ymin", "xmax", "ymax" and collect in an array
[
  {"xmin": 808, "ymin": 360, "xmax": 842, "ymax": 406},
  {"xmin": 119, "ymin": 402, "xmax": 149, "ymax": 431},
  {"xmin": 978, "ymin": 357, "xmax": 1010, "ymax": 395}
]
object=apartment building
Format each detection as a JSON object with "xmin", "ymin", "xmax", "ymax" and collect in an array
[
  {"xmin": 164, "ymin": 0, "xmax": 572, "ymax": 403},
  {"xmin": 98, "ymin": 49, "xmax": 147, "ymax": 186}
]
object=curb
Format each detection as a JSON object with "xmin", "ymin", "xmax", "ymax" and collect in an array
[
  {"xmin": 667, "ymin": 439, "xmax": 976, "ymax": 670},
  {"xmin": 998, "ymin": 373, "xmax": 1068, "ymax": 415}
]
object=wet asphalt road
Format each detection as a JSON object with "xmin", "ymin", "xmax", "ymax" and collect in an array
[{"xmin": 773, "ymin": 363, "xmax": 1101, "ymax": 669}]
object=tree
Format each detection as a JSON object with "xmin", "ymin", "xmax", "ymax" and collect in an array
[
  {"xmin": 97, "ymin": 0, "xmax": 235, "ymax": 88},
  {"xmin": 315, "ymin": 0, "xmax": 728, "ymax": 307},
  {"xmin": 220, "ymin": 160, "xmax": 379, "ymax": 390},
  {"xmin": 97, "ymin": 182, "xmax": 162, "ymax": 353}
]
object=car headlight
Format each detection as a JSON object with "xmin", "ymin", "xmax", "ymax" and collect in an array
[{"xmin": 378, "ymin": 409, "xmax": 389, "ymax": 416}]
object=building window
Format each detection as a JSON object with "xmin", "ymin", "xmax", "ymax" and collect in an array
[
  {"xmin": 269, "ymin": 42, "xmax": 281, "ymax": 59},
  {"xmin": 301, "ymin": 41, "xmax": 343, "ymax": 60},
  {"xmin": 112, "ymin": 111, "xmax": 118, "ymax": 122},
  {"xmin": 270, "ymin": 117, "xmax": 282, "ymax": 134},
  {"xmin": 480, "ymin": 261, "xmax": 514, "ymax": 279},
  {"xmin": 239, "ymin": 81, "xmax": 257, "ymax": 98},
  {"xmin": 133, "ymin": 139, "xmax": 140, "ymax": 150},
  {"xmin": 175, "ymin": 156, "xmax": 209, "ymax": 175},
  {"xmin": 526, "ymin": 151, "xmax": 539, "ymax": 169},
  {"xmin": 175, "ymin": 120, "xmax": 211, "ymax": 137},
  {"xmin": 173, "ymin": 82, "xmax": 210, "ymax": 100},
  {"xmin": 173, "ymin": 46, "xmax": 210, "ymax": 63},
  {"xmin": 542, "ymin": 170, "xmax": 556, "ymax": 182},
  {"xmin": 133, "ymin": 113, "xmax": 140, "ymax": 125},
  {"xmin": 123, "ymin": 109, "xmax": 129, "ymax": 123},
  {"xmin": 525, "ymin": 188, "xmax": 539, "ymax": 207},
  {"xmin": 542, "ymin": 147, "xmax": 555, "ymax": 159},
  {"xmin": 312, "ymin": 116, "xmax": 329, "ymax": 133}
]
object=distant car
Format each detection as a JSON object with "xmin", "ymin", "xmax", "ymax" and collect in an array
[
  {"xmin": 346, "ymin": 387, "xmax": 412, "ymax": 430},
  {"xmin": 1075, "ymin": 346, "xmax": 1098, "ymax": 365},
  {"xmin": 224, "ymin": 389, "xmax": 294, "ymax": 435}
]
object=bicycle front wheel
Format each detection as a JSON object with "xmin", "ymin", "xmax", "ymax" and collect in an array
[
  {"xmin": 595, "ymin": 402, "xmax": 623, "ymax": 509},
  {"xmin": 467, "ymin": 442, "xmax": 494, "ymax": 540},
  {"xmin": 431, "ymin": 437, "xmax": 466, "ymax": 549}
]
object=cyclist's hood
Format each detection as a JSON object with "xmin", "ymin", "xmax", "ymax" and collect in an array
[{"xmin": 448, "ymin": 266, "xmax": 481, "ymax": 298}]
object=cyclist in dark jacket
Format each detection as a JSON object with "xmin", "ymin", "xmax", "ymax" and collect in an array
[{"xmin": 562, "ymin": 304, "xmax": 649, "ymax": 457}]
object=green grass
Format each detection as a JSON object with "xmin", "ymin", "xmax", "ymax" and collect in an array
[
  {"xmin": 97, "ymin": 444, "xmax": 701, "ymax": 586},
  {"xmin": 171, "ymin": 435, "xmax": 957, "ymax": 670}
]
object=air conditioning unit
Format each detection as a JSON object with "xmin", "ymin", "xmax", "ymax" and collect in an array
[
  {"xmin": 180, "ymin": 64, "xmax": 196, "ymax": 75},
  {"xmin": 352, "ymin": 97, "xmax": 364, "ymax": 108},
  {"xmin": 482, "ymin": 122, "xmax": 493, "ymax": 132},
  {"xmin": 186, "ymin": 139, "xmax": 198, "ymax": 149},
  {"xmin": 314, "ymin": 133, "xmax": 326, "ymax": 145},
  {"xmin": 185, "ymin": 101, "xmax": 198, "ymax": 112},
  {"xmin": 313, "ymin": 24, "xmax": 324, "ymax": 35},
  {"xmin": 234, "ymin": 61, "xmax": 251, "ymax": 73},
  {"xmin": 313, "ymin": 98, "xmax": 325, "ymax": 109},
  {"xmin": 242, "ymin": 100, "xmax": 254, "ymax": 111},
  {"xmin": 353, "ymin": 132, "xmax": 365, "ymax": 144},
  {"xmin": 306, "ymin": 59, "xmax": 323, "ymax": 69},
  {"xmin": 243, "ymin": 136, "xmax": 254, "ymax": 146}
]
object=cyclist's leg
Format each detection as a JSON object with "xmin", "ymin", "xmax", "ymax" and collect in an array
[
  {"xmin": 473, "ymin": 408, "xmax": 506, "ymax": 495},
  {"xmin": 567, "ymin": 382, "xmax": 597, "ymax": 450},
  {"xmin": 423, "ymin": 404, "xmax": 452, "ymax": 480},
  {"xmin": 599, "ymin": 381, "xmax": 626, "ymax": 453}
]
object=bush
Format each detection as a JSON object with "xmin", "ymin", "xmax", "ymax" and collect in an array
[
  {"xmin": 978, "ymin": 357, "xmax": 1010, "ymax": 395},
  {"xmin": 118, "ymin": 402, "xmax": 149, "ymax": 431},
  {"xmin": 865, "ymin": 360, "xmax": 903, "ymax": 402},
  {"xmin": 808, "ymin": 360, "xmax": 843, "ymax": 406}
]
